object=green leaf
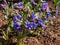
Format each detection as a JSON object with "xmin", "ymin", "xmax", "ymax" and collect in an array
[
  {"xmin": 6, "ymin": 27, "xmax": 11, "ymax": 36},
  {"xmin": 56, "ymin": 1, "xmax": 60, "ymax": 7},
  {"xmin": 2, "ymin": 31, "xmax": 8, "ymax": 40},
  {"xmin": 10, "ymin": 21, "xmax": 13, "ymax": 27},
  {"xmin": 18, "ymin": 32, "xmax": 23, "ymax": 39},
  {"xmin": 54, "ymin": 0, "xmax": 58, "ymax": 7}
]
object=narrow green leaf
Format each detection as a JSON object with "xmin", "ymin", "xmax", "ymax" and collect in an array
[
  {"xmin": 17, "ymin": 39, "xmax": 22, "ymax": 45},
  {"xmin": 54, "ymin": 0, "xmax": 58, "ymax": 7}
]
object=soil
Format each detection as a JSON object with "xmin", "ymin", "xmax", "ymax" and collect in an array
[
  {"xmin": 0, "ymin": 11, "xmax": 8, "ymax": 28},
  {"xmin": 22, "ymin": 12, "xmax": 60, "ymax": 45},
  {"xmin": 22, "ymin": 2, "xmax": 60, "ymax": 45},
  {"xmin": 22, "ymin": 11, "xmax": 60, "ymax": 45}
]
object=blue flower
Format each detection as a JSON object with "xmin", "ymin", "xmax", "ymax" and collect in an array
[
  {"xmin": 13, "ymin": 14, "xmax": 22, "ymax": 30},
  {"xmin": 32, "ymin": 22, "xmax": 38, "ymax": 29},
  {"xmin": 13, "ymin": 23, "xmax": 21, "ymax": 30},
  {"xmin": 18, "ymin": 2, "xmax": 23, "ymax": 10},
  {"xmin": 19, "ymin": 6, "xmax": 23, "ymax": 10},
  {"xmin": 13, "ymin": 15, "xmax": 22, "ymax": 23},
  {"xmin": 40, "ymin": 23, "xmax": 46, "ymax": 29},
  {"xmin": 31, "ymin": 0, "xmax": 35, "ymax": 3},
  {"xmin": 18, "ymin": 2, "xmax": 23, "ymax": 6},
  {"xmin": 17, "ymin": 15, "xmax": 22, "ymax": 19},
  {"xmin": 55, "ymin": 10, "xmax": 58, "ymax": 15},
  {"xmin": 13, "ymin": 16, "xmax": 18, "ymax": 23},
  {"xmin": 37, "ymin": 19, "xmax": 46, "ymax": 29},
  {"xmin": 41, "ymin": 2, "xmax": 48, "ymax": 10},
  {"xmin": 47, "ymin": 12, "xmax": 52, "ymax": 16},
  {"xmin": 25, "ymin": 21, "xmax": 33, "ymax": 28},
  {"xmin": 31, "ymin": 13, "xmax": 36, "ymax": 18},
  {"xmin": 37, "ymin": 19, "xmax": 44, "ymax": 24},
  {"xmin": 25, "ymin": 21, "xmax": 38, "ymax": 29}
]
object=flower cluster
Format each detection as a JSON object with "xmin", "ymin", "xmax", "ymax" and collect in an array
[
  {"xmin": 41, "ymin": 2, "xmax": 48, "ymax": 10},
  {"xmin": 0, "ymin": 0, "xmax": 59, "ymax": 45},
  {"xmin": 13, "ymin": 14, "xmax": 22, "ymax": 30},
  {"xmin": 14, "ymin": 2, "xmax": 23, "ymax": 10},
  {"xmin": 25, "ymin": 21, "xmax": 38, "ymax": 29},
  {"xmin": 12, "ymin": 0, "xmax": 58, "ymax": 30},
  {"xmin": 0, "ymin": 0, "xmax": 58, "ymax": 30},
  {"xmin": 24, "ymin": 12, "xmax": 47, "ymax": 30}
]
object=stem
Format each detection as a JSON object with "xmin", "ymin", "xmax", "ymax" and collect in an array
[
  {"xmin": 2, "ymin": 30, "xmax": 8, "ymax": 40},
  {"xmin": 17, "ymin": 39, "xmax": 22, "ymax": 45}
]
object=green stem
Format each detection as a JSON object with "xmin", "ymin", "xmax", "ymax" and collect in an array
[
  {"xmin": 17, "ymin": 39, "xmax": 22, "ymax": 45},
  {"xmin": 2, "ymin": 30, "xmax": 8, "ymax": 40}
]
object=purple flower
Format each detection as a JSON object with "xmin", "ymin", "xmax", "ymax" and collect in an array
[
  {"xmin": 37, "ymin": 19, "xmax": 44, "ymax": 24},
  {"xmin": 18, "ymin": 2, "xmax": 23, "ymax": 6},
  {"xmin": 41, "ymin": 23, "xmax": 46, "ymax": 29},
  {"xmin": 47, "ymin": 12, "xmax": 52, "ymax": 16},
  {"xmin": 13, "ymin": 14, "xmax": 22, "ymax": 22},
  {"xmin": 52, "ymin": 16, "xmax": 56, "ymax": 19},
  {"xmin": 37, "ymin": 19, "xmax": 46, "ymax": 29},
  {"xmin": 17, "ymin": 15, "xmax": 22, "ymax": 19},
  {"xmin": 13, "ymin": 14, "xmax": 22, "ymax": 30},
  {"xmin": 13, "ymin": 23, "xmax": 21, "ymax": 30},
  {"xmin": 31, "ymin": 13, "xmax": 36, "ymax": 18},
  {"xmin": 18, "ymin": 2, "xmax": 23, "ymax": 10},
  {"xmin": 13, "ymin": 16, "xmax": 18, "ymax": 23},
  {"xmin": 13, "ymin": 14, "xmax": 22, "ymax": 19},
  {"xmin": 25, "ymin": 21, "xmax": 33, "ymax": 29},
  {"xmin": 31, "ymin": 0, "xmax": 35, "ymax": 3},
  {"xmin": 0, "ymin": 4, "xmax": 4, "ymax": 8},
  {"xmin": 14, "ymin": 2, "xmax": 23, "ymax": 10},
  {"xmin": 19, "ymin": 6, "xmax": 23, "ymax": 10},
  {"xmin": 25, "ymin": 21, "xmax": 38, "ymax": 29},
  {"xmin": 55, "ymin": 10, "xmax": 58, "ymax": 15},
  {"xmin": 3, "ymin": 0, "xmax": 7, "ymax": 3},
  {"xmin": 32, "ymin": 22, "xmax": 38, "ymax": 29},
  {"xmin": 41, "ymin": 2, "xmax": 48, "ymax": 10}
]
